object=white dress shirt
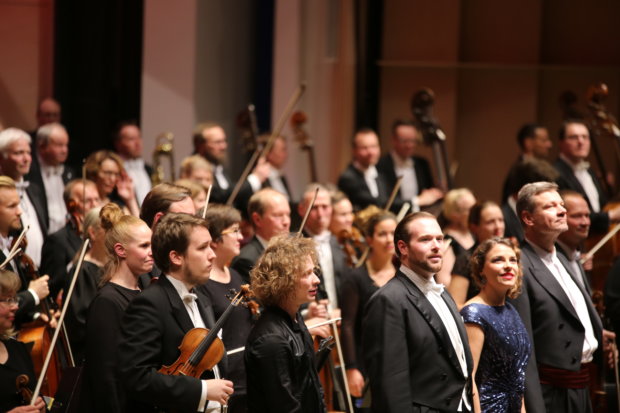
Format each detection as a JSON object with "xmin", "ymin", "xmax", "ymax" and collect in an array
[
  {"xmin": 561, "ymin": 154, "xmax": 601, "ymax": 212},
  {"xmin": 526, "ymin": 239, "xmax": 598, "ymax": 363},
  {"xmin": 311, "ymin": 230, "xmax": 337, "ymax": 309},
  {"xmin": 166, "ymin": 275, "xmax": 222, "ymax": 411},
  {"xmin": 353, "ymin": 162, "xmax": 379, "ymax": 198},
  {"xmin": 391, "ymin": 151, "xmax": 419, "ymax": 201},
  {"xmin": 123, "ymin": 158, "xmax": 152, "ymax": 206},
  {"xmin": 39, "ymin": 158, "xmax": 67, "ymax": 234},
  {"xmin": 17, "ymin": 179, "xmax": 44, "ymax": 268}
]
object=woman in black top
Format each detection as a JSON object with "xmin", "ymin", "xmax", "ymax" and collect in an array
[
  {"xmin": 81, "ymin": 203, "xmax": 153, "ymax": 413},
  {"xmin": 245, "ymin": 235, "xmax": 326, "ymax": 413},
  {"xmin": 340, "ymin": 208, "xmax": 396, "ymax": 401},
  {"xmin": 0, "ymin": 270, "xmax": 46, "ymax": 413},
  {"xmin": 198, "ymin": 204, "xmax": 254, "ymax": 413}
]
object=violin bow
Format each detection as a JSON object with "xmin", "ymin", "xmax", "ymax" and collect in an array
[
  {"xmin": 201, "ymin": 184, "xmax": 213, "ymax": 220},
  {"xmin": 226, "ymin": 83, "xmax": 307, "ymax": 206},
  {"xmin": 355, "ymin": 177, "xmax": 404, "ymax": 268},
  {"xmin": 297, "ymin": 186, "xmax": 319, "ymax": 236},
  {"xmin": 0, "ymin": 225, "xmax": 29, "ymax": 270},
  {"xmin": 30, "ymin": 239, "xmax": 90, "ymax": 406}
]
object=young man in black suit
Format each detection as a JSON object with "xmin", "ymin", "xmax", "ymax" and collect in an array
[
  {"xmin": 119, "ymin": 212, "xmax": 233, "ymax": 412},
  {"xmin": 511, "ymin": 181, "xmax": 614, "ymax": 413},
  {"xmin": 363, "ymin": 211, "xmax": 473, "ymax": 413},
  {"xmin": 376, "ymin": 119, "xmax": 443, "ymax": 211}
]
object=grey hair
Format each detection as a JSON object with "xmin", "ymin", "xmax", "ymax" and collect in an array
[
  {"xmin": 36, "ymin": 122, "xmax": 67, "ymax": 147},
  {"xmin": 0, "ymin": 128, "xmax": 30, "ymax": 158},
  {"xmin": 516, "ymin": 181, "xmax": 559, "ymax": 221}
]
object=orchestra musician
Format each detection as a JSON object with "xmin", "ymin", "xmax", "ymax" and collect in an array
[
  {"xmin": 119, "ymin": 212, "xmax": 233, "ymax": 412},
  {"xmin": 0, "ymin": 128, "xmax": 48, "ymax": 268},
  {"xmin": 554, "ymin": 119, "xmax": 620, "ymax": 234},
  {"xmin": 376, "ymin": 119, "xmax": 443, "ymax": 211},
  {"xmin": 362, "ymin": 212, "xmax": 473, "ymax": 413},
  {"xmin": 0, "ymin": 176, "xmax": 50, "ymax": 330},
  {"xmin": 112, "ymin": 121, "xmax": 153, "ymax": 207},
  {"xmin": 81, "ymin": 203, "xmax": 153, "ymax": 412},
  {"xmin": 198, "ymin": 204, "xmax": 254, "ymax": 413},
  {"xmin": 0, "ymin": 270, "xmax": 46, "ymax": 413},
  {"xmin": 231, "ymin": 188, "xmax": 291, "ymax": 284},
  {"xmin": 245, "ymin": 234, "xmax": 327, "ymax": 413},
  {"xmin": 179, "ymin": 154, "xmax": 214, "ymax": 191},
  {"xmin": 510, "ymin": 181, "xmax": 613, "ymax": 413},
  {"xmin": 40, "ymin": 178, "xmax": 101, "ymax": 297},
  {"xmin": 340, "ymin": 207, "xmax": 396, "ymax": 400}
]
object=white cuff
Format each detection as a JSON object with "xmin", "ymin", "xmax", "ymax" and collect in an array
[
  {"xmin": 247, "ymin": 174, "xmax": 262, "ymax": 192},
  {"xmin": 28, "ymin": 288, "xmax": 40, "ymax": 305},
  {"xmin": 198, "ymin": 380, "xmax": 208, "ymax": 411}
]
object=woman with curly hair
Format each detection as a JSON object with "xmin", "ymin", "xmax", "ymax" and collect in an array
[
  {"xmin": 460, "ymin": 238, "xmax": 531, "ymax": 413},
  {"xmin": 245, "ymin": 234, "xmax": 326, "ymax": 413}
]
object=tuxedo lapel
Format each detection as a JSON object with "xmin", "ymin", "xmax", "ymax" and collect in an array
[
  {"xmin": 522, "ymin": 244, "xmax": 580, "ymax": 323},
  {"xmin": 442, "ymin": 291, "xmax": 473, "ymax": 374},
  {"xmin": 160, "ymin": 275, "xmax": 194, "ymax": 333},
  {"xmin": 195, "ymin": 290, "xmax": 215, "ymax": 329},
  {"xmin": 399, "ymin": 273, "xmax": 466, "ymax": 377}
]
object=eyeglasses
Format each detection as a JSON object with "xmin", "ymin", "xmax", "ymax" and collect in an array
[
  {"xmin": 99, "ymin": 170, "xmax": 120, "ymax": 178},
  {"xmin": 221, "ymin": 227, "xmax": 242, "ymax": 236},
  {"xmin": 0, "ymin": 296, "xmax": 18, "ymax": 306}
]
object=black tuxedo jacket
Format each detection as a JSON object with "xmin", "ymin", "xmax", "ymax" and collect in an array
[
  {"xmin": 26, "ymin": 158, "xmax": 75, "ymax": 198},
  {"xmin": 554, "ymin": 157, "xmax": 610, "ymax": 234},
  {"xmin": 119, "ymin": 275, "xmax": 219, "ymax": 413},
  {"xmin": 363, "ymin": 271, "xmax": 473, "ymax": 413},
  {"xmin": 338, "ymin": 163, "xmax": 399, "ymax": 212},
  {"xmin": 376, "ymin": 153, "xmax": 435, "ymax": 199},
  {"xmin": 23, "ymin": 181, "xmax": 49, "ymax": 237},
  {"xmin": 510, "ymin": 242, "xmax": 604, "ymax": 413},
  {"xmin": 40, "ymin": 221, "xmax": 82, "ymax": 297},
  {"xmin": 501, "ymin": 202, "xmax": 524, "ymax": 243},
  {"xmin": 231, "ymin": 236, "xmax": 265, "ymax": 284}
]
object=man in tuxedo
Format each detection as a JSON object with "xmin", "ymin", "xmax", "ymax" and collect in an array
[
  {"xmin": 231, "ymin": 188, "xmax": 291, "ymax": 284},
  {"xmin": 511, "ymin": 181, "xmax": 613, "ymax": 413},
  {"xmin": 113, "ymin": 121, "xmax": 152, "ymax": 206},
  {"xmin": 0, "ymin": 176, "xmax": 50, "ymax": 329},
  {"xmin": 192, "ymin": 122, "xmax": 269, "ymax": 205},
  {"xmin": 557, "ymin": 190, "xmax": 592, "ymax": 293},
  {"xmin": 0, "ymin": 128, "xmax": 48, "ymax": 267},
  {"xmin": 554, "ymin": 119, "xmax": 620, "ymax": 234},
  {"xmin": 27, "ymin": 123, "xmax": 75, "ymax": 234},
  {"xmin": 338, "ymin": 128, "xmax": 387, "ymax": 211},
  {"xmin": 377, "ymin": 119, "xmax": 443, "ymax": 212},
  {"xmin": 297, "ymin": 184, "xmax": 347, "ymax": 311},
  {"xmin": 363, "ymin": 212, "xmax": 473, "ymax": 413},
  {"xmin": 119, "ymin": 212, "xmax": 234, "ymax": 412},
  {"xmin": 40, "ymin": 179, "xmax": 100, "ymax": 297}
]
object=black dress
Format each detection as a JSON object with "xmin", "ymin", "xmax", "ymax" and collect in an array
[
  {"xmin": 65, "ymin": 260, "xmax": 103, "ymax": 364},
  {"xmin": 340, "ymin": 265, "xmax": 382, "ymax": 373},
  {"xmin": 245, "ymin": 306, "xmax": 326, "ymax": 413},
  {"xmin": 451, "ymin": 245, "xmax": 480, "ymax": 301},
  {"xmin": 0, "ymin": 338, "xmax": 36, "ymax": 411},
  {"xmin": 81, "ymin": 282, "xmax": 140, "ymax": 413},
  {"xmin": 198, "ymin": 268, "xmax": 254, "ymax": 413}
]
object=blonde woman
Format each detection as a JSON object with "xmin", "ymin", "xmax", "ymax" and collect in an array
[{"xmin": 81, "ymin": 203, "xmax": 153, "ymax": 412}]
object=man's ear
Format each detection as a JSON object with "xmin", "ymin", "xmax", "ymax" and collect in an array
[
  {"xmin": 396, "ymin": 239, "xmax": 408, "ymax": 258},
  {"xmin": 521, "ymin": 210, "xmax": 534, "ymax": 228},
  {"xmin": 152, "ymin": 211, "xmax": 164, "ymax": 228},
  {"xmin": 169, "ymin": 249, "xmax": 183, "ymax": 267},
  {"xmin": 251, "ymin": 212, "xmax": 261, "ymax": 229}
]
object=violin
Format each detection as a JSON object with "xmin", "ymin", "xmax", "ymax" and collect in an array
[
  {"xmin": 291, "ymin": 110, "xmax": 319, "ymax": 183},
  {"xmin": 159, "ymin": 286, "xmax": 253, "ymax": 378},
  {"xmin": 336, "ymin": 227, "xmax": 365, "ymax": 268}
]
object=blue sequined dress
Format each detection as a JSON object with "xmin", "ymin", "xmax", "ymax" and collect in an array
[{"xmin": 460, "ymin": 302, "xmax": 531, "ymax": 413}]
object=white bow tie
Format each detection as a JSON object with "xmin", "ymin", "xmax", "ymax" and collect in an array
[
  {"xmin": 575, "ymin": 161, "xmax": 590, "ymax": 172},
  {"xmin": 422, "ymin": 282, "xmax": 445, "ymax": 296},
  {"xmin": 182, "ymin": 292, "xmax": 198, "ymax": 304}
]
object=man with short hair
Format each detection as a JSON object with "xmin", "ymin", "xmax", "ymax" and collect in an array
[
  {"xmin": 231, "ymin": 188, "xmax": 291, "ymax": 284},
  {"xmin": 0, "ymin": 176, "xmax": 50, "ymax": 328},
  {"xmin": 297, "ymin": 184, "xmax": 347, "ymax": 310},
  {"xmin": 554, "ymin": 120, "xmax": 620, "ymax": 233},
  {"xmin": 113, "ymin": 121, "xmax": 152, "ymax": 206},
  {"xmin": 120, "ymin": 213, "xmax": 234, "ymax": 412},
  {"xmin": 36, "ymin": 97, "xmax": 62, "ymax": 127},
  {"xmin": 138, "ymin": 182, "xmax": 196, "ymax": 287},
  {"xmin": 377, "ymin": 119, "xmax": 443, "ymax": 211},
  {"xmin": 193, "ymin": 122, "xmax": 269, "ymax": 205},
  {"xmin": 40, "ymin": 179, "xmax": 100, "ymax": 296},
  {"xmin": 27, "ymin": 123, "xmax": 75, "ymax": 234},
  {"xmin": 0, "ymin": 128, "xmax": 48, "ymax": 266},
  {"xmin": 511, "ymin": 181, "xmax": 612, "ymax": 413},
  {"xmin": 363, "ymin": 212, "xmax": 473, "ymax": 413}
]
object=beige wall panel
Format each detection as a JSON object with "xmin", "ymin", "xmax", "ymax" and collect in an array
[
  {"xmin": 455, "ymin": 69, "xmax": 539, "ymax": 202},
  {"xmin": 459, "ymin": 0, "xmax": 541, "ymax": 63},
  {"xmin": 378, "ymin": 66, "xmax": 459, "ymax": 185},
  {"xmin": 382, "ymin": 0, "xmax": 461, "ymax": 61},
  {"xmin": 0, "ymin": 0, "xmax": 54, "ymax": 130}
]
